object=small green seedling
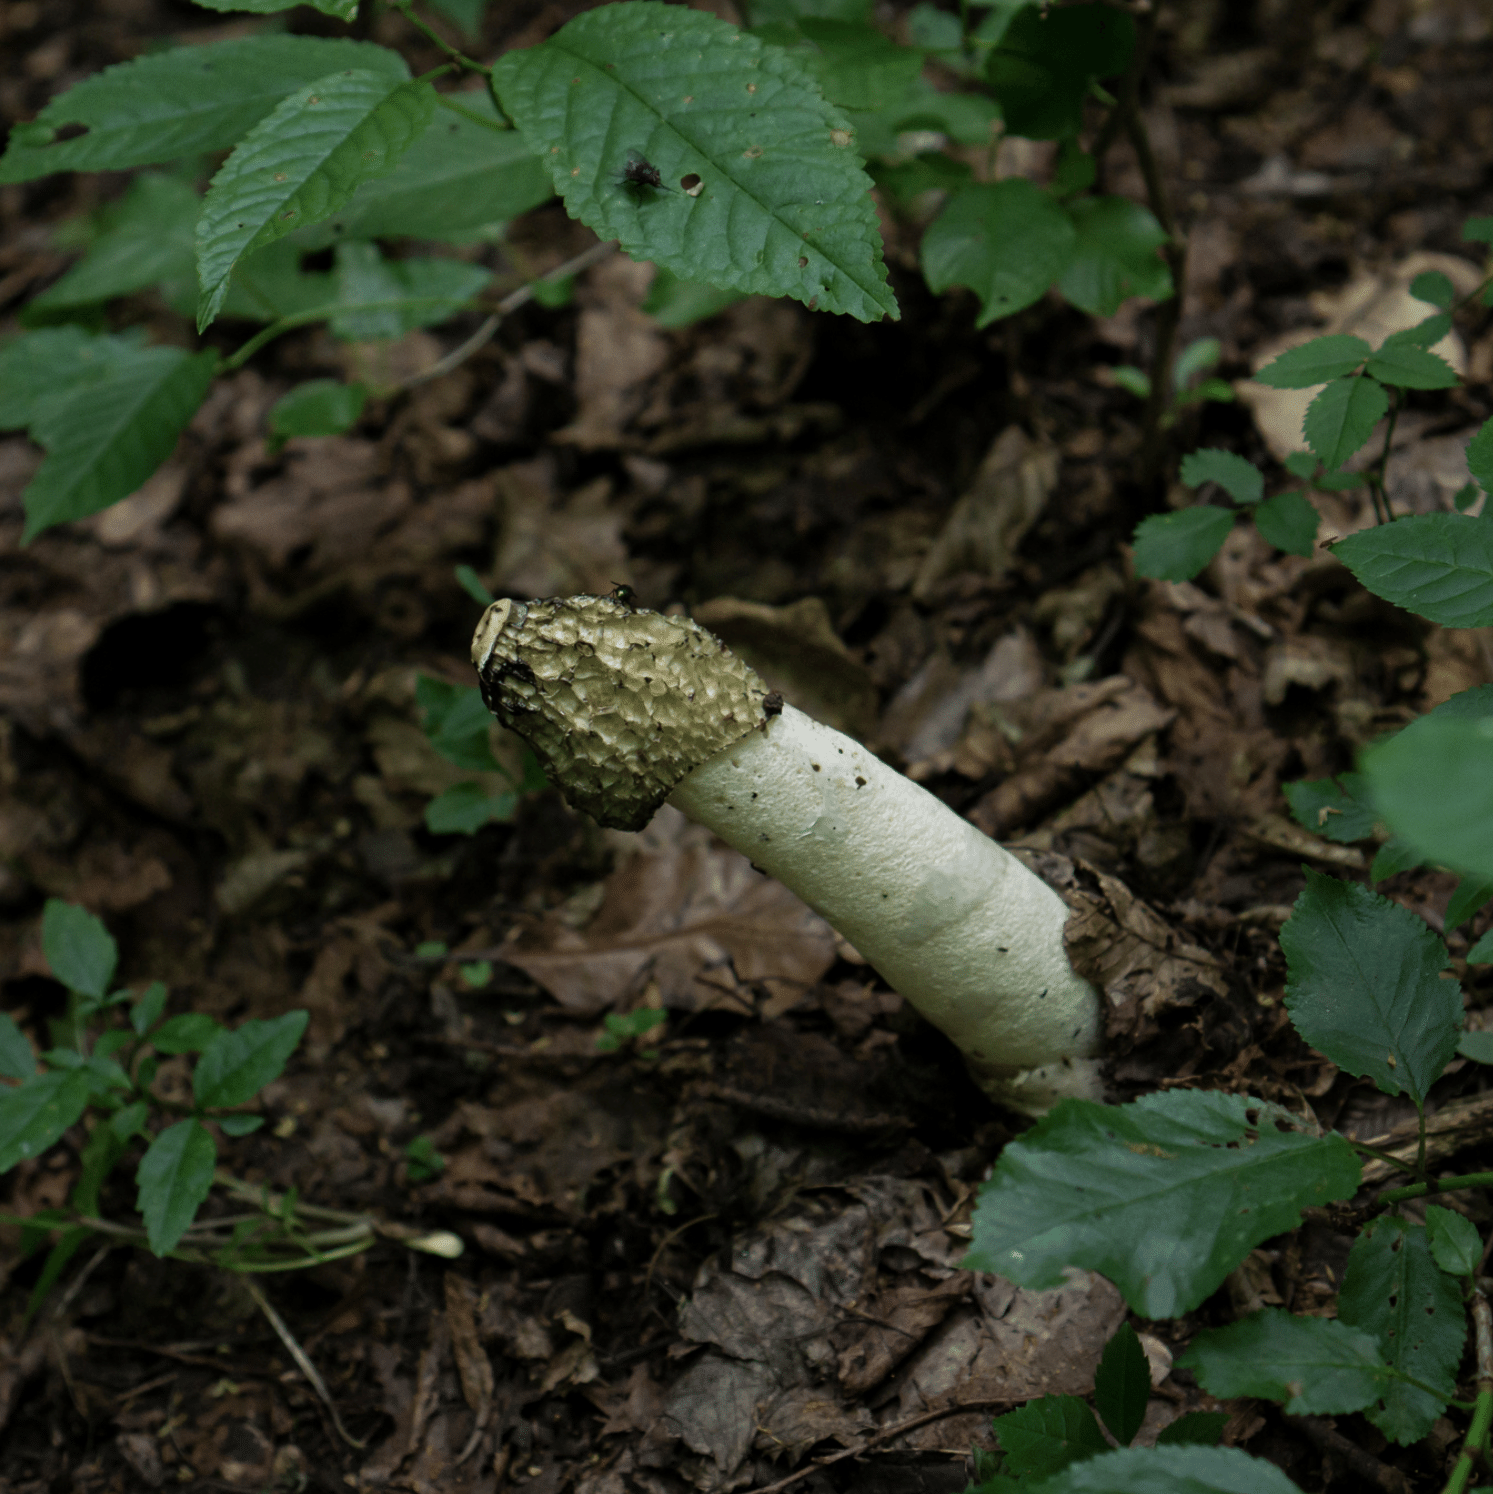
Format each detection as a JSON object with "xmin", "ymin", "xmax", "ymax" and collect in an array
[
  {"xmin": 404, "ymin": 1134, "xmax": 446, "ymax": 1182},
  {"xmin": 595, "ymin": 1007, "xmax": 667, "ymax": 1055},
  {"xmin": 1112, "ymin": 336, "xmax": 1234, "ymax": 422}
]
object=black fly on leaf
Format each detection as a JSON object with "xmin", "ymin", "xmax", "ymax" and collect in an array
[{"xmin": 619, "ymin": 150, "xmax": 669, "ymax": 194}]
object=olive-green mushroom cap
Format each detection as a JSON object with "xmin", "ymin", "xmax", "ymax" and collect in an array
[{"xmin": 471, "ymin": 595, "xmax": 769, "ymax": 831}]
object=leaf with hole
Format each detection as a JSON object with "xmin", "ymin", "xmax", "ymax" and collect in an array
[
  {"xmin": 195, "ymin": 71, "xmax": 436, "ymax": 330},
  {"xmin": 1303, "ymin": 376, "xmax": 1388, "ymax": 470},
  {"xmin": 1131, "ymin": 507, "xmax": 1234, "ymax": 582},
  {"xmin": 1338, "ymin": 1216, "xmax": 1463, "ymax": 1443},
  {"xmin": 0, "ymin": 36, "xmax": 407, "ymax": 183},
  {"xmin": 194, "ymin": 1011, "xmax": 309, "ymax": 1109},
  {"xmin": 964, "ymin": 1090, "xmax": 1361, "ymax": 1318},
  {"xmin": 492, "ymin": 2, "xmax": 896, "ymax": 322},
  {"xmin": 1252, "ymin": 490, "xmax": 1318, "ymax": 557},
  {"xmin": 1179, "ymin": 449, "xmax": 1262, "ymax": 504},
  {"xmin": 136, "ymin": 1118, "xmax": 217, "ymax": 1256},
  {"xmin": 923, "ymin": 178, "xmax": 1076, "ymax": 325},
  {"xmin": 1335, "ymin": 514, "xmax": 1493, "ymax": 629},
  {"xmin": 1057, "ymin": 196, "xmax": 1171, "ymax": 317},
  {"xmin": 1254, "ymin": 335, "xmax": 1370, "ymax": 390},
  {"xmin": 1280, "ymin": 868, "xmax": 1460, "ymax": 1105}
]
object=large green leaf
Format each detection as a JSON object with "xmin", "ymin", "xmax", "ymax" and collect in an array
[
  {"xmin": 1254, "ymin": 335, "xmax": 1370, "ymax": 390},
  {"xmin": 1058, "ymin": 196, "xmax": 1170, "ymax": 317},
  {"xmin": 0, "ymin": 1069, "xmax": 93, "ymax": 1172},
  {"xmin": 0, "ymin": 36, "xmax": 407, "ymax": 183},
  {"xmin": 1337, "ymin": 1217, "xmax": 1463, "ymax": 1444},
  {"xmin": 1179, "ymin": 1310, "xmax": 1388, "ymax": 1417},
  {"xmin": 1252, "ymin": 490, "xmax": 1319, "ymax": 557},
  {"xmin": 994, "ymin": 1397, "xmax": 1109, "ymax": 1479},
  {"xmin": 136, "ymin": 1118, "xmax": 216, "ymax": 1256},
  {"xmin": 964, "ymin": 1090, "xmax": 1361, "ymax": 1318},
  {"xmin": 296, "ymin": 92, "xmax": 553, "ymax": 247},
  {"xmin": 196, "ymin": 71, "xmax": 436, "ymax": 330},
  {"xmin": 1362, "ymin": 714, "xmax": 1493, "ymax": 880},
  {"xmin": 328, "ymin": 243, "xmax": 491, "ymax": 341},
  {"xmin": 922, "ymin": 178, "xmax": 1075, "ymax": 324},
  {"xmin": 1365, "ymin": 340, "xmax": 1458, "ymax": 390},
  {"xmin": 41, "ymin": 899, "xmax": 117, "ymax": 1001},
  {"xmin": 194, "ymin": 1011, "xmax": 309, "ymax": 1109},
  {"xmin": 1179, "ymin": 449, "xmax": 1262, "ymax": 505},
  {"xmin": 1333, "ymin": 513, "xmax": 1493, "ymax": 628},
  {"xmin": 1020, "ymin": 1444, "xmax": 1305, "ymax": 1494},
  {"xmin": 492, "ymin": 1, "xmax": 896, "ymax": 323},
  {"xmin": 1303, "ymin": 375, "xmax": 1388, "ymax": 469},
  {"xmin": 986, "ymin": 3, "xmax": 1134, "ymax": 140},
  {"xmin": 1280, "ymin": 868, "xmax": 1460, "ymax": 1105},
  {"xmin": 0, "ymin": 326, "xmax": 151, "ymax": 430},
  {"xmin": 1131, "ymin": 507, "xmax": 1234, "ymax": 582},
  {"xmin": 22, "ymin": 345, "xmax": 217, "ymax": 542}
]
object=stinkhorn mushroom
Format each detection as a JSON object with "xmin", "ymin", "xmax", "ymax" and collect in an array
[{"xmin": 472, "ymin": 594, "xmax": 1103, "ymax": 1113}]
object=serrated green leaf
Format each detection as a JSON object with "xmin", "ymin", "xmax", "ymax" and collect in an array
[
  {"xmin": 1253, "ymin": 490, "xmax": 1319, "ymax": 557},
  {"xmin": 1468, "ymin": 417, "xmax": 1493, "ymax": 497},
  {"xmin": 1471, "ymin": 930, "xmax": 1493, "ymax": 965},
  {"xmin": 923, "ymin": 178, "xmax": 1075, "ymax": 325},
  {"xmin": 136, "ymin": 1118, "xmax": 216, "ymax": 1256},
  {"xmin": 130, "ymin": 982, "xmax": 168, "ymax": 1037},
  {"xmin": 1381, "ymin": 314, "xmax": 1453, "ymax": 351},
  {"xmin": 1366, "ymin": 342, "xmax": 1459, "ymax": 390},
  {"xmin": 492, "ymin": 2, "xmax": 896, "ymax": 323},
  {"xmin": 1425, "ymin": 1205, "xmax": 1481, "ymax": 1277},
  {"xmin": 0, "ymin": 1014, "xmax": 37, "ymax": 1081},
  {"xmin": 1058, "ymin": 196, "xmax": 1171, "ymax": 318},
  {"xmin": 1430, "ymin": 684, "xmax": 1493, "ymax": 721},
  {"xmin": 29, "ymin": 174, "xmax": 199, "ymax": 312},
  {"xmin": 151, "ymin": 1012, "xmax": 223, "ymax": 1055},
  {"xmin": 1179, "ymin": 1310, "xmax": 1387, "ymax": 1417},
  {"xmin": 1282, "ymin": 774, "xmax": 1377, "ymax": 844},
  {"xmin": 797, "ymin": 18, "xmax": 924, "ymax": 110},
  {"xmin": 1280, "ymin": 868, "xmax": 1460, "ymax": 1105},
  {"xmin": 1255, "ymin": 335, "xmax": 1370, "ymax": 390},
  {"xmin": 0, "ymin": 36, "xmax": 407, "ymax": 184},
  {"xmin": 1335, "ymin": 513, "xmax": 1493, "ymax": 627},
  {"xmin": 1131, "ymin": 507, "xmax": 1234, "ymax": 582},
  {"xmin": 641, "ymin": 265, "xmax": 746, "ymax": 326},
  {"xmin": 1409, "ymin": 270, "xmax": 1455, "ymax": 308},
  {"xmin": 986, "ymin": 3, "xmax": 1133, "ymax": 140},
  {"xmin": 195, "ymin": 71, "xmax": 436, "ymax": 330},
  {"xmin": 0, "ymin": 1069, "xmax": 92, "ymax": 1172},
  {"xmin": 1338, "ymin": 1216, "xmax": 1463, "ymax": 1443},
  {"xmin": 424, "ymin": 783, "xmax": 518, "ymax": 835},
  {"xmin": 1362, "ymin": 715, "xmax": 1493, "ymax": 880},
  {"xmin": 268, "ymin": 379, "xmax": 367, "ymax": 441},
  {"xmin": 1447, "ymin": 876, "xmax": 1493, "ymax": 931},
  {"xmin": 0, "ymin": 326, "xmax": 147, "ymax": 430},
  {"xmin": 42, "ymin": 900, "xmax": 118, "ymax": 1001},
  {"xmin": 297, "ymin": 91, "xmax": 553, "ymax": 247},
  {"xmin": 194, "ymin": 1011, "xmax": 309, "ymax": 1109},
  {"xmin": 327, "ymin": 242, "xmax": 491, "ymax": 340},
  {"xmin": 192, "ymin": 0, "xmax": 358, "ymax": 18},
  {"xmin": 995, "ymin": 1396, "xmax": 1109, "ymax": 1479},
  {"xmin": 1179, "ymin": 449, "xmax": 1262, "ymax": 504},
  {"xmin": 21, "ymin": 346, "xmax": 217, "ymax": 542},
  {"xmin": 1023, "ymin": 1443, "xmax": 1305, "ymax": 1493},
  {"xmin": 964, "ymin": 1090, "xmax": 1361, "ymax": 1318},
  {"xmin": 1303, "ymin": 376, "xmax": 1388, "ymax": 470},
  {"xmin": 1154, "ymin": 1412, "xmax": 1230, "ymax": 1449},
  {"xmin": 1094, "ymin": 1322, "xmax": 1149, "ymax": 1447}
]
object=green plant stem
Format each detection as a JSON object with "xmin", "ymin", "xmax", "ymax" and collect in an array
[
  {"xmin": 391, "ymin": 1, "xmax": 492, "ymax": 77},
  {"xmin": 1444, "ymin": 1292, "xmax": 1493, "ymax": 1494},
  {"xmin": 1380, "ymin": 1171, "xmax": 1493, "ymax": 1206},
  {"xmin": 1415, "ymin": 1103, "xmax": 1428, "ymax": 1181},
  {"xmin": 1347, "ymin": 1139, "xmax": 1423, "ymax": 1176},
  {"xmin": 1366, "ymin": 386, "xmax": 1403, "ymax": 525}
]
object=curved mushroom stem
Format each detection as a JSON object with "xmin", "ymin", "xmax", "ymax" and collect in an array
[{"xmin": 669, "ymin": 704, "xmax": 1104, "ymax": 1114}]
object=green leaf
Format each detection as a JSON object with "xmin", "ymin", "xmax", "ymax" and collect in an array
[
  {"xmin": 218, "ymin": 239, "xmax": 333, "ymax": 323},
  {"xmin": 1178, "ymin": 1310, "xmax": 1388, "ymax": 1417},
  {"xmin": 1429, "ymin": 684, "xmax": 1493, "ymax": 721},
  {"xmin": 0, "ymin": 36, "xmax": 408, "ymax": 183},
  {"xmin": 1254, "ymin": 335, "xmax": 1370, "ymax": 390},
  {"xmin": 1283, "ymin": 450, "xmax": 1317, "ymax": 479},
  {"xmin": 1425, "ymin": 1205, "xmax": 1481, "ymax": 1277},
  {"xmin": 986, "ymin": 4, "xmax": 1134, "ymax": 140},
  {"xmin": 641, "ymin": 265, "xmax": 746, "ymax": 327},
  {"xmin": 1464, "ymin": 215, "xmax": 1493, "ymax": 245},
  {"xmin": 111, "ymin": 1101, "xmax": 148, "ymax": 1143},
  {"xmin": 151, "ymin": 1013, "xmax": 223, "ymax": 1054},
  {"xmin": 0, "ymin": 1069, "xmax": 93, "ymax": 1172},
  {"xmin": 1467, "ymin": 417, "xmax": 1493, "ymax": 497},
  {"xmin": 297, "ymin": 91, "xmax": 552, "ymax": 246},
  {"xmin": 1382, "ymin": 314, "xmax": 1453, "ymax": 351},
  {"xmin": 796, "ymin": 18, "xmax": 925, "ymax": 110},
  {"xmin": 1410, "ymin": 270, "xmax": 1455, "ymax": 309},
  {"xmin": 1282, "ymin": 774, "xmax": 1377, "ymax": 843},
  {"xmin": 424, "ymin": 783, "xmax": 518, "ymax": 835},
  {"xmin": 29, "ymin": 174, "xmax": 199, "ymax": 312},
  {"xmin": 195, "ymin": 71, "xmax": 436, "ymax": 330},
  {"xmin": 1338, "ymin": 1216, "xmax": 1463, "ymax": 1443},
  {"xmin": 417, "ymin": 676, "xmax": 501, "ymax": 771},
  {"xmin": 42, "ymin": 900, "xmax": 118, "ymax": 1001},
  {"xmin": 1178, "ymin": 449, "xmax": 1263, "ymax": 504},
  {"xmin": 1131, "ymin": 507, "xmax": 1234, "ymax": 582},
  {"xmin": 194, "ymin": 1011, "xmax": 309, "ymax": 1108},
  {"xmin": 414, "ymin": 940, "xmax": 448, "ymax": 959},
  {"xmin": 136, "ymin": 1118, "xmax": 216, "ymax": 1256},
  {"xmin": 922, "ymin": 178, "xmax": 1076, "ymax": 325},
  {"xmin": 1154, "ymin": 1412, "xmax": 1229, "ymax": 1449},
  {"xmin": 219, "ymin": 1114, "xmax": 265, "ymax": 1137},
  {"xmin": 454, "ymin": 565, "xmax": 495, "ymax": 606},
  {"xmin": 0, "ymin": 326, "xmax": 145, "ymax": 430},
  {"xmin": 1252, "ymin": 490, "xmax": 1319, "ymax": 557},
  {"xmin": 1303, "ymin": 376, "xmax": 1389, "ymax": 470},
  {"xmin": 1371, "ymin": 836, "xmax": 1422, "ymax": 883},
  {"xmin": 327, "ymin": 242, "xmax": 491, "ymax": 340},
  {"xmin": 130, "ymin": 982, "xmax": 168, "ymax": 1037},
  {"xmin": 1362, "ymin": 714, "xmax": 1493, "ymax": 880},
  {"xmin": 191, "ymin": 0, "xmax": 358, "ymax": 18},
  {"xmin": 1461, "ymin": 1030, "xmax": 1493, "ymax": 1062},
  {"xmin": 1021, "ymin": 1444, "xmax": 1305, "ymax": 1493},
  {"xmin": 1173, "ymin": 337, "xmax": 1222, "ymax": 390},
  {"xmin": 1049, "ymin": 141, "xmax": 1096, "ymax": 198},
  {"xmin": 1094, "ymin": 1322, "xmax": 1149, "ymax": 1447},
  {"xmin": 1111, "ymin": 365, "xmax": 1150, "ymax": 399},
  {"xmin": 267, "ymin": 379, "xmax": 367, "ymax": 441},
  {"xmin": 1281, "ymin": 869, "xmax": 1460, "ymax": 1104},
  {"xmin": 71, "ymin": 1116, "xmax": 126, "ymax": 1217},
  {"xmin": 1447, "ymin": 876, "xmax": 1493, "ymax": 931},
  {"xmin": 1470, "ymin": 930, "xmax": 1493, "ymax": 965},
  {"xmin": 492, "ymin": 2, "xmax": 896, "ymax": 323},
  {"xmin": 1365, "ymin": 342, "xmax": 1459, "ymax": 390},
  {"xmin": 1057, "ymin": 196, "xmax": 1171, "ymax": 318},
  {"xmin": 995, "ymin": 1396, "xmax": 1109, "ymax": 1479},
  {"xmin": 22, "ymin": 346, "xmax": 218, "ymax": 543},
  {"xmin": 964, "ymin": 1090, "xmax": 1362, "ymax": 1318},
  {"xmin": 426, "ymin": 0, "xmax": 487, "ymax": 39},
  {"xmin": 870, "ymin": 151, "xmax": 971, "ymax": 209},
  {"xmin": 0, "ymin": 1014, "xmax": 37, "ymax": 1081}
]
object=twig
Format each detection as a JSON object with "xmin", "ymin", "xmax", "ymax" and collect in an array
[{"xmin": 1289, "ymin": 1414, "xmax": 1412, "ymax": 1494}]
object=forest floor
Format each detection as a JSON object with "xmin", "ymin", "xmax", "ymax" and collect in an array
[{"xmin": 2, "ymin": 0, "xmax": 1493, "ymax": 1491}]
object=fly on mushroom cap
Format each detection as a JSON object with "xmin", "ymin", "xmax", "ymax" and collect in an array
[{"xmin": 471, "ymin": 594, "xmax": 770, "ymax": 831}]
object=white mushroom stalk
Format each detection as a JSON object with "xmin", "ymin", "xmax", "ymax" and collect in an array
[{"xmin": 472, "ymin": 594, "xmax": 1103, "ymax": 1114}]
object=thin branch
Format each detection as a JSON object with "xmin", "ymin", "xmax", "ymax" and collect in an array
[{"xmin": 390, "ymin": 1, "xmax": 492, "ymax": 77}]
